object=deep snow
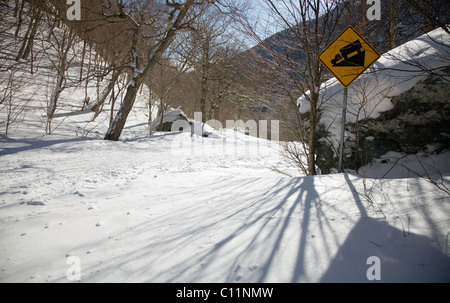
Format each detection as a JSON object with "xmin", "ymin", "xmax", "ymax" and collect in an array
[
  {"xmin": 0, "ymin": 116, "xmax": 449, "ymax": 283},
  {"xmin": 0, "ymin": 6, "xmax": 449, "ymax": 283}
]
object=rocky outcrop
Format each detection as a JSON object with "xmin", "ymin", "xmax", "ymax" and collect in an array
[{"xmin": 339, "ymin": 67, "xmax": 450, "ymax": 172}]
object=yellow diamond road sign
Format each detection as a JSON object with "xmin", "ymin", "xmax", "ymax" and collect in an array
[{"xmin": 318, "ymin": 25, "xmax": 381, "ymax": 88}]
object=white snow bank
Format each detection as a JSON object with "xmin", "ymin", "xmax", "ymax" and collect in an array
[
  {"xmin": 298, "ymin": 27, "xmax": 450, "ymax": 147},
  {"xmin": 358, "ymin": 150, "xmax": 450, "ymax": 179},
  {"xmin": 0, "ymin": 133, "xmax": 449, "ymax": 283}
]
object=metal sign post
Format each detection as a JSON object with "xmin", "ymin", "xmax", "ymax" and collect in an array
[{"xmin": 338, "ymin": 87, "xmax": 348, "ymax": 173}]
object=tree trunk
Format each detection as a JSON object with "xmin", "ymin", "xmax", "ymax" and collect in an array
[
  {"xmin": 45, "ymin": 28, "xmax": 75, "ymax": 134},
  {"xmin": 200, "ymin": 75, "xmax": 208, "ymax": 123},
  {"xmin": 307, "ymin": 94, "xmax": 318, "ymax": 176},
  {"xmin": 14, "ymin": 0, "xmax": 25, "ymax": 36},
  {"xmin": 389, "ymin": 0, "xmax": 397, "ymax": 50},
  {"xmin": 200, "ymin": 41, "xmax": 210, "ymax": 123},
  {"xmin": 104, "ymin": 75, "xmax": 143, "ymax": 141},
  {"xmin": 90, "ymin": 68, "xmax": 120, "ymax": 117},
  {"xmin": 16, "ymin": 7, "xmax": 41, "ymax": 62},
  {"xmin": 148, "ymin": 90, "xmax": 153, "ymax": 135},
  {"xmin": 47, "ymin": 71, "xmax": 64, "ymax": 134},
  {"xmin": 79, "ymin": 40, "xmax": 87, "ymax": 83},
  {"xmin": 16, "ymin": 10, "xmax": 34, "ymax": 61},
  {"xmin": 361, "ymin": 0, "xmax": 367, "ymax": 36},
  {"xmin": 104, "ymin": 0, "xmax": 196, "ymax": 141},
  {"xmin": 21, "ymin": 10, "xmax": 41, "ymax": 61}
]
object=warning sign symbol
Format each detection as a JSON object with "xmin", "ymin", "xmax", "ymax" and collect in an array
[
  {"xmin": 331, "ymin": 40, "xmax": 365, "ymax": 67},
  {"xmin": 318, "ymin": 26, "xmax": 381, "ymax": 87}
]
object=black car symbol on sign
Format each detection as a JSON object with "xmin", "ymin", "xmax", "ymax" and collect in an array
[{"xmin": 331, "ymin": 40, "xmax": 365, "ymax": 67}]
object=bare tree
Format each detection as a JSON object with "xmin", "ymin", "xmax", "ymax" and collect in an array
[
  {"xmin": 249, "ymin": 0, "xmax": 345, "ymax": 175},
  {"xmin": 41, "ymin": 22, "xmax": 78, "ymax": 134},
  {"xmin": 404, "ymin": 0, "xmax": 450, "ymax": 35},
  {"xmin": 144, "ymin": 57, "xmax": 186, "ymax": 129},
  {"xmin": 174, "ymin": 6, "xmax": 243, "ymax": 122},
  {"xmin": 15, "ymin": 2, "xmax": 41, "ymax": 62},
  {"xmin": 14, "ymin": 0, "xmax": 26, "ymax": 37},
  {"xmin": 103, "ymin": 0, "xmax": 216, "ymax": 141},
  {"xmin": 0, "ymin": 69, "xmax": 33, "ymax": 134}
]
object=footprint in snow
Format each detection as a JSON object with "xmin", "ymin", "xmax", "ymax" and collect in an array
[
  {"xmin": 248, "ymin": 265, "xmax": 258, "ymax": 271},
  {"xmin": 233, "ymin": 265, "xmax": 244, "ymax": 281},
  {"xmin": 22, "ymin": 201, "xmax": 46, "ymax": 206},
  {"xmin": 73, "ymin": 191, "xmax": 85, "ymax": 197}
]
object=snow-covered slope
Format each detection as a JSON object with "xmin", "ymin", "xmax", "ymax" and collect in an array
[
  {"xmin": 0, "ymin": 110, "xmax": 449, "ymax": 282},
  {"xmin": 0, "ymin": 6, "xmax": 449, "ymax": 284}
]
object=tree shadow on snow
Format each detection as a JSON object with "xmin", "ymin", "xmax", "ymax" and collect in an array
[
  {"xmin": 158, "ymin": 175, "xmax": 345, "ymax": 283},
  {"xmin": 0, "ymin": 134, "xmax": 95, "ymax": 156},
  {"xmin": 53, "ymin": 173, "xmax": 449, "ymax": 283},
  {"xmin": 320, "ymin": 217, "xmax": 450, "ymax": 282},
  {"xmin": 61, "ymin": 175, "xmax": 337, "ymax": 283},
  {"xmin": 320, "ymin": 174, "xmax": 450, "ymax": 282}
]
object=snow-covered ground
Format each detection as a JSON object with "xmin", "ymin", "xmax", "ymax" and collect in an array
[
  {"xmin": 0, "ymin": 108, "xmax": 449, "ymax": 282},
  {"xmin": 1, "ymin": 6, "xmax": 449, "ymax": 283}
]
